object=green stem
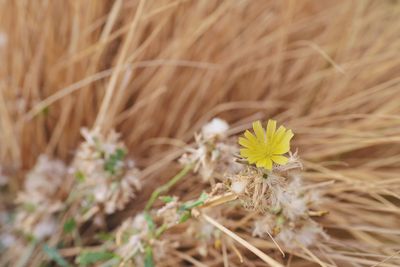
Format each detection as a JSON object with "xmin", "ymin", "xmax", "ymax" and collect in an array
[
  {"xmin": 144, "ymin": 164, "xmax": 192, "ymax": 211},
  {"xmin": 155, "ymin": 224, "xmax": 168, "ymax": 238}
]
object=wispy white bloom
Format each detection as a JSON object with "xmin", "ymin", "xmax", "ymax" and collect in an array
[
  {"xmin": 117, "ymin": 234, "xmax": 144, "ymax": 260},
  {"xmin": 295, "ymin": 223, "xmax": 324, "ymax": 247},
  {"xmin": 74, "ymin": 128, "xmax": 141, "ymax": 218},
  {"xmin": 274, "ymin": 177, "xmax": 307, "ymax": 221},
  {"xmin": 115, "ymin": 213, "xmax": 171, "ymax": 264},
  {"xmin": 94, "ymin": 183, "xmax": 108, "ymax": 203},
  {"xmin": 276, "ymin": 220, "xmax": 327, "ymax": 249},
  {"xmin": 252, "ymin": 216, "xmax": 274, "ymax": 238},
  {"xmin": 179, "ymin": 144, "xmax": 207, "ymax": 171},
  {"xmin": 201, "ymin": 118, "xmax": 229, "ymax": 139},
  {"xmin": 231, "ymin": 180, "xmax": 247, "ymax": 194},
  {"xmin": 157, "ymin": 198, "xmax": 181, "ymax": 227},
  {"xmin": 13, "ymin": 155, "xmax": 66, "ymax": 239},
  {"xmin": 21, "ymin": 155, "xmax": 66, "ymax": 204},
  {"xmin": 180, "ymin": 118, "xmax": 241, "ymax": 182},
  {"xmin": 229, "ymin": 141, "xmax": 326, "ymax": 249},
  {"xmin": 132, "ymin": 213, "xmax": 148, "ymax": 233},
  {"xmin": 118, "ymin": 236, "xmax": 171, "ymax": 265},
  {"xmin": 273, "ymin": 151, "xmax": 303, "ymax": 172}
]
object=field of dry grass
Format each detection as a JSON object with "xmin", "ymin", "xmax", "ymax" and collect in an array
[{"xmin": 0, "ymin": 1, "xmax": 399, "ymax": 266}]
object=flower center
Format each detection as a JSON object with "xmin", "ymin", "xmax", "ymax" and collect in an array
[{"xmin": 262, "ymin": 143, "xmax": 272, "ymax": 158}]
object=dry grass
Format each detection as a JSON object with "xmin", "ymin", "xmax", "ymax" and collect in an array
[{"xmin": 0, "ymin": 0, "xmax": 400, "ymax": 266}]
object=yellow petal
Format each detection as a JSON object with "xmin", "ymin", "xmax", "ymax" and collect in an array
[
  {"xmin": 273, "ymin": 143, "xmax": 290, "ymax": 154},
  {"xmin": 271, "ymin": 127, "xmax": 288, "ymax": 153},
  {"xmin": 247, "ymin": 157, "xmax": 257, "ymax": 164},
  {"xmin": 239, "ymin": 120, "xmax": 294, "ymax": 170},
  {"xmin": 262, "ymin": 158, "xmax": 273, "ymax": 170},
  {"xmin": 238, "ymin": 137, "xmax": 253, "ymax": 148},
  {"xmin": 247, "ymin": 158, "xmax": 257, "ymax": 164},
  {"xmin": 266, "ymin": 120, "xmax": 277, "ymax": 142},
  {"xmin": 272, "ymin": 129, "xmax": 293, "ymax": 154},
  {"xmin": 248, "ymin": 154, "xmax": 266, "ymax": 165},
  {"xmin": 252, "ymin": 121, "xmax": 265, "ymax": 142},
  {"xmin": 255, "ymin": 160, "xmax": 265, "ymax": 168},
  {"xmin": 252, "ymin": 151, "xmax": 267, "ymax": 159},
  {"xmin": 240, "ymin": 148, "xmax": 252, "ymax": 158},
  {"xmin": 244, "ymin": 130, "xmax": 257, "ymax": 144},
  {"xmin": 282, "ymin": 129, "xmax": 294, "ymax": 144},
  {"xmin": 271, "ymin": 155, "xmax": 289, "ymax": 165}
]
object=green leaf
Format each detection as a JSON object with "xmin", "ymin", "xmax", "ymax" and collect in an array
[
  {"xmin": 178, "ymin": 211, "xmax": 191, "ymax": 223},
  {"xmin": 115, "ymin": 148, "xmax": 126, "ymax": 160},
  {"xmin": 42, "ymin": 244, "xmax": 69, "ymax": 267},
  {"xmin": 144, "ymin": 212, "xmax": 155, "ymax": 232},
  {"xmin": 41, "ymin": 106, "xmax": 50, "ymax": 116},
  {"xmin": 104, "ymin": 148, "xmax": 126, "ymax": 175},
  {"xmin": 99, "ymin": 258, "xmax": 121, "ymax": 267},
  {"xmin": 77, "ymin": 251, "xmax": 116, "ymax": 266},
  {"xmin": 180, "ymin": 192, "xmax": 208, "ymax": 211},
  {"xmin": 155, "ymin": 224, "xmax": 168, "ymax": 238},
  {"xmin": 23, "ymin": 203, "xmax": 36, "ymax": 213},
  {"xmin": 144, "ymin": 246, "xmax": 154, "ymax": 267},
  {"xmin": 75, "ymin": 171, "xmax": 86, "ymax": 182},
  {"xmin": 159, "ymin": 196, "xmax": 174, "ymax": 203},
  {"xmin": 276, "ymin": 215, "xmax": 285, "ymax": 226},
  {"xmin": 270, "ymin": 206, "xmax": 282, "ymax": 214},
  {"xmin": 63, "ymin": 218, "xmax": 76, "ymax": 234},
  {"xmin": 198, "ymin": 192, "xmax": 208, "ymax": 202},
  {"xmin": 95, "ymin": 232, "xmax": 114, "ymax": 242}
]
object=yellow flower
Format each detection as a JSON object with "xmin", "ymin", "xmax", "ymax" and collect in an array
[{"xmin": 239, "ymin": 120, "xmax": 294, "ymax": 170}]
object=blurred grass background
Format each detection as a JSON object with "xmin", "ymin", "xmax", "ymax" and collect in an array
[
  {"xmin": 0, "ymin": 1, "xmax": 398, "ymax": 169},
  {"xmin": 0, "ymin": 1, "xmax": 400, "ymax": 266}
]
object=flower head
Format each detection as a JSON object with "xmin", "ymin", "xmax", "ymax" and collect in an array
[
  {"xmin": 239, "ymin": 120, "xmax": 293, "ymax": 170},
  {"xmin": 201, "ymin": 118, "xmax": 229, "ymax": 139}
]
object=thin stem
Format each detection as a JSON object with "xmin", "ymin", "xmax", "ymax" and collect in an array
[
  {"xmin": 296, "ymin": 241, "xmax": 330, "ymax": 267},
  {"xmin": 145, "ymin": 164, "xmax": 192, "ymax": 211},
  {"xmin": 201, "ymin": 192, "xmax": 237, "ymax": 209},
  {"xmin": 201, "ymin": 213, "xmax": 284, "ymax": 267}
]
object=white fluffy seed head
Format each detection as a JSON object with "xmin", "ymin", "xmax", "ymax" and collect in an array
[
  {"xmin": 231, "ymin": 180, "xmax": 247, "ymax": 194},
  {"xmin": 201, "ymin": 118, "xmax": 229, "ymax": 139}
]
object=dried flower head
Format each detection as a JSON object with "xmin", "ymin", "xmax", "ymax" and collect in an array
[
  {"xmin": 115, "ymin": 213, "xmax": 148, "ymax": 261},
  {"xmin": 115, "ymin": 212, "xmax": 176, "ymax": 266},
  {"xmin": 156, "ymin": 197, "xmax": 181, "ymax": 228},
  {"xmin": 13, "ymin": 155, "xmax": 66, "ymax": 240},
  {"xmin": 239, "ymin": 120, "xmax": 293, "ymax": 170},
  {"xmin": 275, "ymin": 219, "xmax": 327, "ymax": 249},
  {"xmin": 240, "ymin": 150, "xmax": 328, "ymax": 249},
  {"xmin": 179, "ymin": 118, "xmax": 241, "ymax": 182},
  {"xmin": 201, "ymin": 118, "xmax": 229, "ymax": 139},
  {"xmin": 74, "ymin": 128, "xmax": 141, "ymax": 218},
  {"xmin": 19, "ymin": 155, "xmax": 67, "ymax": 205}
]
